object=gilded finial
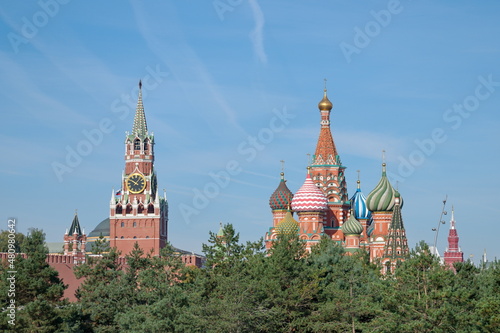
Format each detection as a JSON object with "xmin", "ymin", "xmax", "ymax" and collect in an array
[
  {"xmin": 306, "ymin": 153, "xmax": 311, "ymax": 166},
  {"xmin": 280, "ymin": 160, "xmax": 285, "ymax": 173},
  {"xmin": 318, "ymin": 79, "xmax": 333, "ymax": 111},
  {"xmin": 356, "ymin": 170, "xmax": 361, "ymax": 188}
]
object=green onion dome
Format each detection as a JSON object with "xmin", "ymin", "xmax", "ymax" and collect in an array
[
  {"xmin": 276, "ymin": 211, "xmax": 300, "ymax": 235},
  {"xmin": 342, "ymin": 211, "xmax": 363, "ymax": 235},
  {"xmin": 366, "ymin": 163, "xmax": 400, "ymax": 212}
]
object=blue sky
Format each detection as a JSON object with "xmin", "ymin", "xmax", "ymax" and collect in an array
[{"xmin": 1, "ymin": 1, "xmax": 499, "ymax": 263}]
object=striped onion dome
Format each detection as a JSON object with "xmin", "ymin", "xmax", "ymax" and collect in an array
[
  {"xmin": 269, "ymin": 172, "xmax": 294, "ymax": 210},
  {"xmin": 276, "ymin": 211, "xmax": 300, "ymax": 235},
  {"xmin": 291, "ymin": 171, "xmax": 328, "ymax": 212},
  {"xmin": 366, "ymin": 163, "xmax": 400, "ymax": 212},
  {"xmin": 342, "ymin": 211, "xmax": 363, "ymax": 235},
  {"xmin": 350, "ymin": 180, "xmax": 371, "ymax": 220}
]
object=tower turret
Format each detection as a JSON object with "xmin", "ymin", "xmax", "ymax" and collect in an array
[
  {"xmin": 382, "ymin": 192, "xmax": 409, "ymax": 273},
  {"xmin": 443, "ymin": 206, "xmax": 464, "ymax": 270},
  {"xmin": 366, "ymin": 162, "xmax": 400, "ymax": 262},
  {"xmin": 109, "ymin": 80, "xmax": 168, "ymax": 256},
  {"xmin": 269, "ymin": 172, "xmax": 294, "ymax": 226},
  {"xmin": 63, "ymin": 211, "xmax": 87, "ymax": 263},
  {"xmin": 310, "ymin": 82, "xmax": 350, "ymax": 233},
  {"xmin": 291, "ymin": 168, "xmax": 328, "ymax": 252},
  {"xmin": 350, "ymin": 174, "xmax": 371, "ymax": 244},
  {"xmin": 342, "ymin": 210, "xmax": 363, "ymax": 254}
]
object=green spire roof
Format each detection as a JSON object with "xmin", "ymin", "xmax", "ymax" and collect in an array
[
  {"xmin": 132, "ymin": 80, "xmax": 148, "ymax": 138},
  {"xmin": 383, "ymin": 195, "xmax": 409, "ymax": 260},
  {"xmin": 68, "ymin": 211, "xmax": 83, "ymax": 236}
]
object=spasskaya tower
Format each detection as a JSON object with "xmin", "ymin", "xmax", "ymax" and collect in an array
[{"xmin": 109, "ymin": 81, "xmax": 168, "ymax": 256}]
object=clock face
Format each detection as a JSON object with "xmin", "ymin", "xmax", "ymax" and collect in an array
[{"xmin": 126, "ymin": 173, "xmax": 146, "ymax": 194}]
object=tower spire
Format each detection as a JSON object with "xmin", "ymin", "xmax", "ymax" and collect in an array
[
  {"xmin": 132, "ymin": 80, "xmax": 148, "ymax": 138},
  {"xmin": 313, "ymin": 81, "xmax": 338, "ymax": 166},
  {"xmin": 444, "ymin": 205, "xmax": 464, "ymax": 270},
  {"xmin": 382, "ymin": 192, "xmax": 409, "ymax": 272},
  {"xmin": 68, "ymin": 210, "xmax": 82, "ymax": 236}
]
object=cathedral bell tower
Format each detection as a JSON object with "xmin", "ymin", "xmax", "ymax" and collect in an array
[
  {"xmin": 109, "ymin": 81, "xmax": 168, "ymax": 256},
  {"xmin": 310, "ymin": 83, "xmax": 350, "ymax": 240}
]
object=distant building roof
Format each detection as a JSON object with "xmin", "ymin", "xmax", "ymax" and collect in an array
[
  {"xmin": 46, "ymin": 242, "xmax": 64, "ymax": 254},
  {"xmin": 88, "ymin": 218, "xmax": 110, "ymax": 238}
]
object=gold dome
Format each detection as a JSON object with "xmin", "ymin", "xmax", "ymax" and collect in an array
[{"xmin": 318, "ymin": 89, "xmax": 333, "ymax": 111}]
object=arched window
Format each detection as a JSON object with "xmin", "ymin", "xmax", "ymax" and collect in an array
[
  {"xmin": 133, "ymin": 236, "xmax": 137, "ymax": 239},
  {"xmin": 134, "ymin": 139, "xmax": 141, "ymax": 150},
  {"xmin": 146, "ymin": 236, "xmax": 149, "ymax": 239},
  {"xmin": 120, "ymin": 236, "xmax": 124, "ymax": 239},
  {"xmin": 121, "ymin": 222, "xmax": 124, "ymax": 227},
  {"xmin": 144, "ymin": 140, "xmax": 149, "ymax": 151},
  {"xmin": 133, "ymin": 222, "xmax": 137, "ymax": 227}
]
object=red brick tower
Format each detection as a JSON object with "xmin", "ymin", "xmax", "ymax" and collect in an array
[
  {"xmin": 109, "ymin": 81, "xmax": 168, "ymax": 256},
  {"xmin": 63, "ymin": 211, "xmax": 87, "ymax": 263},
  {"xmin": 265, "ymin": 171, "xmax": 294, "ymax": 249},
  {"xmin": 443, "ymin": 207, "xmax": 464, "ymax": 269},
  {"xmin": 341, "ymin": 210, "xmax": 363, "ymax": 254},
  {"xmin": 310, "ymin": 85, "xmax": 350, "ymax": 242},
  {"xmin": 366, "ymin": 162, "xmax": 399, "ymax": 262},
  {"xmin": 291, "ymin": 168, "xmax": 328, "ymax": 252}
]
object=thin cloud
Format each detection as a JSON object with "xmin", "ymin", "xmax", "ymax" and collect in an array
[{"xmin": 248, "ymin": 0, "xmax": 267, "ymax": 64}]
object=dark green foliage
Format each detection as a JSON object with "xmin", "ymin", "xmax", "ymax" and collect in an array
[
  {"xmin": 0, "ymin": 228, "xmax": 67, "ymax": 332},
  {"xmin": 4, "ymin": 227, "xmax": 500, "ymax": 332},
  {"xmin": 0, "ymin": 229, "xmax": 25, "ymax": 253},
  {"xmin": 91, "ymin": 233, "xmax": 110, "ymax": 255}
]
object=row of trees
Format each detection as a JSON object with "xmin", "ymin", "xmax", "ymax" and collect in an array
[{"xmin": 1, "ymin": 226, "xmax": 500, "ymax": 332}]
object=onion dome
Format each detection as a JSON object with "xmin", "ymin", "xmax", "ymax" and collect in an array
[
  {"xmin": 276, "ymin": 211, "xmax": 300, "ymax": 235},
  {"xmin": 318, "ymin": 89, "xmax": 333, "ymax": 111},
  {"xmin": 269, "ymin": 172, "xmax": 294, "ymax": 210},
  {"xmin": 350, "ymin": 180, "xmax": 371, "ymax": 220},
  {"xmin": 291, "ymin": 170, "xmax": 328, "ymax": 212},
  {"xmin": 342, "ymin": 210, "xmax": 363, "ymax": 235},
  {"xmin": 366, "ymin": 163, "xmax": 400, "ymax": 212}
]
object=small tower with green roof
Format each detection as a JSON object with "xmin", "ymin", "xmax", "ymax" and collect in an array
[
  {"xmin": 382, "ymin": 192, "xmax": 409, "ymax": 273},
  {"xmin": 366, "ymin": 161, "xmax": 401, "ymax": 262},
  {"xmin": 63, "ymin": 210, "xmax": 87, "ymax": 263},
  {"xmin": 342, "ymin": 209, "xmax": 363, "ymax": 254}
]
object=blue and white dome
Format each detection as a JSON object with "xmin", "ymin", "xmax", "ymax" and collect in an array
[{"xmin": 350, "ymin": 180, "xmax": 372, "ymax": 220}]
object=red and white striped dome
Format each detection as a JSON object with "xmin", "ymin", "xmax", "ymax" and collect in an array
[{"xmin": 291, "ymin": 173, "xmax": 328, "ymax": 212}]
